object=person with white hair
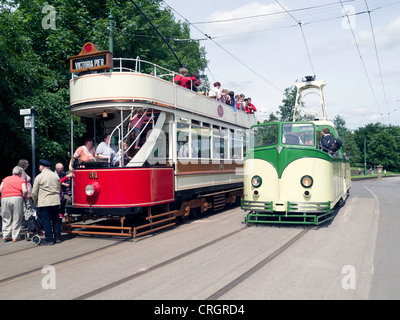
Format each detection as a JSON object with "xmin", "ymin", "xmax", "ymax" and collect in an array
[{"xmin": 0, "ymin": 166, "xmax": 28, "ymax": 242}]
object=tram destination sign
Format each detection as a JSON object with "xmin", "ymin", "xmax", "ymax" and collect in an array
[{"xmin": 69, "ymin": 42, "xmax": 113, "ymax": 73}]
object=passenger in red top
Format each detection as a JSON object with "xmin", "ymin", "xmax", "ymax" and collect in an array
[
  {"xmin": 174, "ymin": 67, "xmax": 190, "ymax": 89},
  {"xmin": 187, "ymin": 72, "xmax": 201, "ymax": 91},
  {"xmin": 0, "ymin": 166, "xmax": 28, "ymax": 241},
  {"xmin": 245, "ymin": 97, "xmax": 257, "ymax": 114}
]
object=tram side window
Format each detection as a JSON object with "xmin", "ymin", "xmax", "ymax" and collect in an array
[
  {"xmin": 200, "ymin": 128, "xmax": 211, "ymax": 159},
  {"xmin": 231, "ymin": 129, "xmax": 243, "ymax": 159},
  {"xmin": 191, "ymin": 125, "xmax": 211, "ymax": 158},
  {"xmin": 213, "ymin": 128, "xmax": 224, "ymax": 159},
  {"xmin": 251, "ymin": 124, "xmax": 278, "ymax": 148},
  {"xmin": 177, "ymin": 122, "xmax": 189, "ymax": 157}
]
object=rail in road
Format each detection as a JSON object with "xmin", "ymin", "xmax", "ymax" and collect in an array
[
  {"xmin": 1, "ymin": 178, "xmax": 397, "ymax": 300},
  {"xmin": 0, "ymin": 208, "xmax": 310, "ymax": 300}
]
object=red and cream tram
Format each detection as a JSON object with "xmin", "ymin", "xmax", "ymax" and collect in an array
[{"xmin": 64, "ymin": 43, "xmax": 256, "ymax": 237}]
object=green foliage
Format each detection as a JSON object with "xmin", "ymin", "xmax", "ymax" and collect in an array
[{"xmin": 275, "ymin": 86, "xmax": 297, "ymax": 122}]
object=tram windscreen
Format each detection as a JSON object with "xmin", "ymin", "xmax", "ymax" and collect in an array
[
  {"xmin": 282, "ymin": 123, "xmax": 315, "ymax": 146},
  {"xmin": 250, "ymin": 124, "xmax": 278, "ymax": 148}
]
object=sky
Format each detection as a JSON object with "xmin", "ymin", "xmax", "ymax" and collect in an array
[{"xmin": 162, "ymin": 0, "xmax": 400, "ymax": 130}]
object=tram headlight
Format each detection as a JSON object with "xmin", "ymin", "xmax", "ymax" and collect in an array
[
  {"xmin": 85, "ymin": 184, "xmax": 95, "ymax": 196},
  {"xmin": 85, "ymin": 182, "xmax": 100, "ymax": 198},
  {"xmin": 251, "ymin": 175, "xmax": 262, "ymax": 188},
  {"xmin": 300, "ymin": 175, "xmax": 313, "ymax": 188}
]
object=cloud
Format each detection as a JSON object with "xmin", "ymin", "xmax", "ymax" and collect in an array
[
  {"xmin": 377, "ymin": 15, "xmax": 400, "ymax": 49},
  {"xmin": 356, "ymin": 15, "xmax": 400, "ymax": 50},
  {"xmin": 202, "ymin": 2, "xmax": 286, "ymax": 42}
]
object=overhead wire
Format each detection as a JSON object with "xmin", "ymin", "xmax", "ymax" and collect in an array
[
  {"xmin": 191, "ymin": 0, "xmax": 356, "ymax": 25},
  {"xmin": 131, "ymin": 3, "xmax": 399, "ymax": 42},
  {"xmin": 364, "ymin": 0, "xmax": 391, "ymax": 123},
  {"xmin": 274, "ymin": 0, "xmax": 315, "ymax": 76},
  {"xmin": 160, "ymin": 0, "xmax": 398, "ymax": 119},
  {"xmin": 162, "ymin": 0, "xmax": 284, "ymax": 95},
  {"xmin": 339, "ymin": 0, "xmax": 384, "ymax": 121}
]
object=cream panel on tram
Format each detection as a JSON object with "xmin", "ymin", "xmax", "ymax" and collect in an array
[
  {"xmin": 280, "ymin": 158, "xmax": 333, "ymax": 205},
  {"xmin": 70, "ymin": 73, "xmax": 174, "ymax": 106},
  {"xmin": 176, "ymin": 172, "xmax": 243, "ymax": 191},
  {"xmin": 243, "ymin": 159, "xmax": 279, "ymax": 204}
]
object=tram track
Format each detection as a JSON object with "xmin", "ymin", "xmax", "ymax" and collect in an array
[
  {"xmin": 75, "ymin": 226, "xmax": 309, "ymax": 300},
  {"xmin": 0, "ymin": 238, "xmax": 126, "ymax": 284},
  {"xmin": 1, "ymin": 213, "xmax": 310, "ymax": 299},
  {"xmin": 74, "ymin": 225, "xmax": 248, "ymax": 300},
  {"xmin": 0, "ymin": 208, "xmax": 244, "ymax": 289},
  {"xmin": 206, "ymin": 228, "xmax": 309, "ymax": 300}
]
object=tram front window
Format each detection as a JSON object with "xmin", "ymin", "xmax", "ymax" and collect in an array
[
  {"xmin": 250, "ymin": 124, "xmax": 278, "ymax": 148},
  {"xmin": 282, "ymin": 123, "xmax": 314, "ymax": 146}
]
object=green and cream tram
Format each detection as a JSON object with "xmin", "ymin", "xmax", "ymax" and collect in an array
[{"xmin": 241, "ymin": 77, "xmax": 351, "ymax": 225}]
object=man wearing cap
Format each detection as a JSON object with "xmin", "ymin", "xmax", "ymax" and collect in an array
[
  {"xmin": 0, "ymin": 166, "xmax": 28, "ymax": 242},
  {"xmin": 31, "ymin": 159, "xmax": 61, "ymax": 245}
]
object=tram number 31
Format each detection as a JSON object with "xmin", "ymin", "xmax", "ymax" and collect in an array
[{"xmin": 89, "ymin": 172, "xmax": 98, "ymax": 179}]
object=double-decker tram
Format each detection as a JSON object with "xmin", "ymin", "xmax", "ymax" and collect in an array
[
  {"xmin": 64, "ymin": 42, "xmax": 256, "ymax": 238},
  {"xmin": 242, "ymin": 76, "xmax": 351, "ymax": 225}
]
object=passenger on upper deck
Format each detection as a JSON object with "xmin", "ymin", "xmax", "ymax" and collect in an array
[
  {"xmin": 229, "ymin": 91, "xmax": 237, "ymax": 114},
  {"xmin": 188, "ymin": 72, "xmax": 201, "ymax": 91},
  {"xmin": 174, "ymin": 67, "xmax": 190, "ymax": 88},
  {"xmin": 245, "ymin": 98, "xmax": 257, "ymax": 114},
  {"xmin": 237, "ymin": 94, "xmax": 246, "ymax": 111},
  {"xmin": 73, "ymin": 137, "xmax": 96, "ymax": 162},
  {"xmin": 208, "ymin": 82, "xmax": 221, "ymax": 100},
  {"xmin": 220, "ymin": 89, "xmax": 229, "ymax": 104}
]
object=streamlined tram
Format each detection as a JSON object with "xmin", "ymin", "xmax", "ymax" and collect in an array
[
  {"xmin": 64, "ymin": 43, "xmax": 256, "ymax": 237},
  {"xmin": 241, "ymin": 77, "xmax": 351, "ymax": 225}
]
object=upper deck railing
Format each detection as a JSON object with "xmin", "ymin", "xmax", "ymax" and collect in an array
[
  {"xmin": 100, "ymin": 57, "xmax": 209, "ymax": 93},
  {"xmin": 70, "ymin": 57, "xmax": 257, "ymax": 127}
]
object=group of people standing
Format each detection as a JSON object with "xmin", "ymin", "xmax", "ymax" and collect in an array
[
  {"xmin": 0, "ymin": 159, "xmax": 71, "ymax": 245},
  {"xmin": 208, "ymin": 82, "xmax": 257, "ymax": 115},
  {"xmin": 173, "ymin": 68, "xmax": 257, "ymax": 116}
]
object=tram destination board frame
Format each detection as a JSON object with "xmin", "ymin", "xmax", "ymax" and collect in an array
[{"xmin": 69, "ymin": 42, "xmax": 113, "ymax": 73}]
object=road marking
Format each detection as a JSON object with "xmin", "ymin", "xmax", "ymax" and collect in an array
[{"xmin": 355, "ymin": 181, "xmax": 380, "ymax": 299}]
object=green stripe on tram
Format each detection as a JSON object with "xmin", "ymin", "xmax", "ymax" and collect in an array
[{"xmin": 246, "ymin": 146, "xmax": 347, "ymax": 178}]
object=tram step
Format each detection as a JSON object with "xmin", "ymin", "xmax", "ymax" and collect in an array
[
  {"xmin": 213, "ymin": 194, "xmax": 226, "ymax": 211},
  {"xmin": 133, "ymin": 210, "xmax": 177, "ymax": 238}
]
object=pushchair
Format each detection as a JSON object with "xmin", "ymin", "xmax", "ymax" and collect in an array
[{"xmin": 24, "ymin": 200, "xmax": 44, "ymax": 245}]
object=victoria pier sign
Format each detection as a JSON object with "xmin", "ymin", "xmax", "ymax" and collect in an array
[{"xmin": 69, "ymin": 42, "xmax": 113, "ymax": 73}]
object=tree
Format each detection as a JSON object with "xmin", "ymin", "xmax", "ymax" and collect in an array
[
  {"xmin": 276, "ymin": 86, "xmax": 297, "ymax": 121},
  {"xmin": 368, "ymin": 132, "xmax": 398, "ymax": 169}
]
